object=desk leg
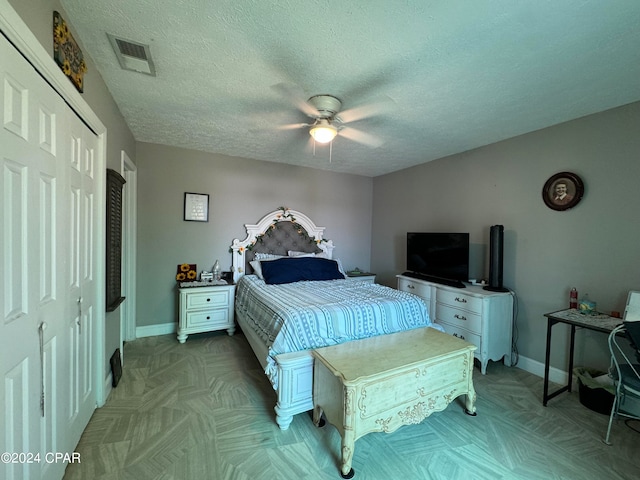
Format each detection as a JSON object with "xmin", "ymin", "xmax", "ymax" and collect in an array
[
  {"xmin": 543, "ymin": 317, "xmax": 553, "ymax": 406},
  {"xmin": 567, "ymin": 325, "xmax": 576, "ymax": 393}
]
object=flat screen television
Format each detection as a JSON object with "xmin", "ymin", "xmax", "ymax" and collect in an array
[{"xmin": 405, "ymin": 232, "xmax": 470, "ymax": 288}]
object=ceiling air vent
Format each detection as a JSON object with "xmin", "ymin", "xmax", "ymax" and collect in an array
[{"xmin": 107, "ymin": 33, "xmax": 156, "ymax": 76}]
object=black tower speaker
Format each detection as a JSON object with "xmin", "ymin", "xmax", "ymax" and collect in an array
[{"xmin": 484, "ymin": 225, "xmax": 509, "ymax": 292}]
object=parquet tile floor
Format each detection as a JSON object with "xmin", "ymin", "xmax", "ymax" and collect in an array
[{"xmin": 63, "ymin": 331, "xmax": 640, "ymax": 480}]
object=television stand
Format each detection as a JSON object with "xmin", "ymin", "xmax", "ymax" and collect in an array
[{"xmin": 402, "ymin": 271, "xmax": 466, "ymax": 288}]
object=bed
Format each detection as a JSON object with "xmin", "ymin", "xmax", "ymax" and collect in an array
[{"xmin": 230, "ymin": 207, "xmax": 441, "ymax": 429}]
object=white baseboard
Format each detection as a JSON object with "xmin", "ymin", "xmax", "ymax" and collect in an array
[
  {"xmin": 136, "ymin": 322, "xmax": 176, "ymax": 338},
  {"xmin": 516, "ymin": 355, "xmax": 568, "ymax": 385}
]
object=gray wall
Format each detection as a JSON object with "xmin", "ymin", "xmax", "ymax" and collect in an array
[
  {"xmin": 135, "ymin": 142, "xmax": 373, "ymax": 329},
  {"xmin": 372, "ymin": 101, "xmax": 640, "ymax": 372},
  {"xmin": 11, "ymin": 0, "xmax": 639, "ymax": 379},
  {"xmin": 9, "ymin": 0, "xmax": 137, "ymax": 375}
]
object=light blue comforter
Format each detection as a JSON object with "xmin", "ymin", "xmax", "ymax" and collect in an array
[{"xmin": 235, "ymin": 275, "xmax": 439, "ymax": 387}]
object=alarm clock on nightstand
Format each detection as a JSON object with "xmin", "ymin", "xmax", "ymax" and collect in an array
[{"xmin": 200, "ymin": 271, "xmax": 213, "ymax": 282}]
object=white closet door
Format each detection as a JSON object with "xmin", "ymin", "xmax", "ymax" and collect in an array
[
  {"xmin": 1, "ymin": 33, "xmax": 97, "ymax": 480},
  {"xmin": 65, "ymin": 111, "xmax": 98, "ymax": 447}
]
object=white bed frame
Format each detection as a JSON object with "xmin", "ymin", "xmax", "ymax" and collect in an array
[{"xmin": 230, "ymin": 207, "xmax": 334, "ymax": 429}]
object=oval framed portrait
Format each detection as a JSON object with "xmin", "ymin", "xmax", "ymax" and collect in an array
[{"xmin": 542, "ymin": 172, "xmax": 584, "ymax": 211}]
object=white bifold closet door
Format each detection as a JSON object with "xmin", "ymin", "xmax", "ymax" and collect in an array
[{"xmin": 1, "ymin": 33, "xmax": 98, "ymax": 480}]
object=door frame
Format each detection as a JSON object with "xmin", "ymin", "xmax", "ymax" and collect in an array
[
  {"xmin": 0, "ymin": 0, "xmax": 108, "ymax": 406},
  {"xmin": 120, "ymin": 150, "xmax": 137, "ymax": 350}
]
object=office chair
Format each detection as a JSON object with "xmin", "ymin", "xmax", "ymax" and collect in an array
[{"xmin": 603, "ymin": 291, "xmax": 640, "ymax": 445}]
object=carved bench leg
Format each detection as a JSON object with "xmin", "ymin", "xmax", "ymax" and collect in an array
[
  {"xmin": 340, "ymin": 431, "xmax": 355, "ymax": 479},
  {"xmin": 464, "ymin": 382, "xmax": 477, "ymax": 416},
  {"xmin": 312, "ymin": 406, "xmax": 326, "ymax": 427}
]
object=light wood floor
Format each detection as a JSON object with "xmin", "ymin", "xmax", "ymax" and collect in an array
[{"xmin": 63, "ymin": 331, "xmax": 640, "ymax": 480}]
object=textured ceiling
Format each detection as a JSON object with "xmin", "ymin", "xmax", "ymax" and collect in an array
[{"xmin": 59, "ymin": 0, "xmax": 640, "ymax": 177}]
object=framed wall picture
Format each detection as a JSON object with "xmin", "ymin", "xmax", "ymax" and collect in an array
[
  {"xmin": 184, "ymin": 192, "xmax": 209, "ymax": 222},
  {"xmin": 542, "ymin": 172, "xmax": 584, "ymax": 211},
  {"xmin": 53, "ymin": 11, "xmax": 87, "ymax": 92}
]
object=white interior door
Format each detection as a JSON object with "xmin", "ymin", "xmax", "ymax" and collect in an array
[
  {"xmin": 65, "ymin": 112, "xmax": 98, "ymax": 445},
  {"xmin": 1, "ymin": 31, "xmax": 66, "ymax": 480},
  {"xmin": 1, "ymin": 31, "xmax": 98, "ymax": 480}
]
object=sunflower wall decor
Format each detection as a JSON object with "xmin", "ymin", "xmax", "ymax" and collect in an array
[
  {"xmin": 53, "ymin": 11, "xmax": 87, "ymax": 92},
  {"xmin": 176, "ymin": 264, "xmax": 197, "ymax": 282}
]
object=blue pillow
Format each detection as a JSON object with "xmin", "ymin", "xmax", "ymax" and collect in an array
[{"xmin": 260, "ymin": 257, "xmax": 344, "ymax": 285}]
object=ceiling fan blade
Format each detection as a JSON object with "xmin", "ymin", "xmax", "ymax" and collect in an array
[
  {"xmin": 271, "ymin": 83, "xmax": 319, "ymax": 118},
  {"xmin": 335, "ymin": 96, "xmax": 393, "ymax": 124},
  {"xmin": 338, "ymin": 126, "xmax": 384, "ymax": 148},
  {"xmin": 276, "ymin": 123, "xmax": 310, "ymax": 130}
]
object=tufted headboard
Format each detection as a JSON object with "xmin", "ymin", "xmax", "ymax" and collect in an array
[{"xmin": 230, "ymin": 207, "xmax": 335, "ymax": 283}]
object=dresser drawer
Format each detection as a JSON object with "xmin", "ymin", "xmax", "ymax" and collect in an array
[
  {"xmin": 436, "ymin": 303, "xmax": 482, "ymax": 334},
  {"xmin": 436, "ymin": 289, "xmax": 482, "ymax": 313},
  {"xmin": 438, "ymin": 322, "xmax": 481, "ymax": 352},
  {"xmin": 185, "ymin": 289, "xmax": 230, "ymax": 309},
  {"xmin": 397, "ymin": 277, "xmax": 432, "ymax": 301},
  {"xmin": 186, "ymin": 308, "xmax": 230, "ymax": 327}
]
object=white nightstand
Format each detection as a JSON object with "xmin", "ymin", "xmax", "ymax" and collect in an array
[{"xmin": 177, "ymin": 282, "xmax": 235, "ymax": 343}]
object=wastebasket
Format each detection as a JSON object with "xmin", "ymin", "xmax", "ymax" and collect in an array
[{"xmin": 573, "ymin": 367, "xmax": 615, "ymax": 415}]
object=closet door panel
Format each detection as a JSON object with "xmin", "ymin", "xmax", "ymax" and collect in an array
[
  {"xmin": 65, "ymin": 113, "xmax": 98, "ymax": 446},
  {"xmin": 1, "ymin": 31, "xmax": 98, "ymax": 480},
  {"xmin": 1, "ymin": 34, "xmax": 66, "ymax": 480}
]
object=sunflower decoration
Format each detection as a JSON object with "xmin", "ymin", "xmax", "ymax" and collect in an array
[
  {"xmin": 176, "ymin": 263, "xmax": 197, "ymax": 282},
  {"xmin": 53, "ymin": 11, "xmax": 87, "ymax": 93},
  {"xmin": 61, "ymin": 59, "xmax": 72, "ymax": 76}
]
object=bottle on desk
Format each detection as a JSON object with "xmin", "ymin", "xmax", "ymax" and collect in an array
[{"xmin": 570, "ymin": 287, "xmax": 578, "ymax": 309}]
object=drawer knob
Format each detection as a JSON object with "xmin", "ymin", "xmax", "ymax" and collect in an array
[
  {"xmin": 454, "ymin": 314, "xmax": 467, "ymax": 321},
  {"xmin": 206, "ymin": 316, "xmax": 210, "ymax": 320},
  {"xmin": 206, "ymin": 298, "xmax": 211, "ymax": 302},
  {"xmin": 455, "ymin": 297, "xmax": 467, "ymax": 303},
  {"xmin": 453, "ymin": 333, "xmax": 465, "ymax": 340}
]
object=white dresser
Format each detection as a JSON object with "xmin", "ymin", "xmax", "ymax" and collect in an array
[
  {"xmin": 397, "ymin": 275, "xmax": 513, "ymax": 374},
  {"xmin": 177, "ymin": 283, "xmax": 235, "ymax": 343}
]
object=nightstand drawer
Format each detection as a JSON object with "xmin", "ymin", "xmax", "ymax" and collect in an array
[
  {"xmin": 436, "ymin": 289, "xmax": 482, "ymax": 313},
  {"xmin": 186, "ymin": 308, "xmax": 230, "ymax": 327},
  {"xmin": 397, "ymin": 277, "xmax": 432, "ymax": 301},
  {"xmin": 178, "ymin": 284, "xmax": 236, "ymax": 343},
  {"xmin": 436, "ymin": 303, "xmax": 482, "ymax": 334},
  {"xmin": 186, "ymin": 289, "xmax": 230, "ymax": 309}
]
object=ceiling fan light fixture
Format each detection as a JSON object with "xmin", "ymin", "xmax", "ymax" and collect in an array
[{"xmin": 309, "ymin": 121, "xmax": 338, "ymax": 143}]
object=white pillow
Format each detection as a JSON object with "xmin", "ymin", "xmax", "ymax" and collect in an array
[
  {"xmin": 250, "ymin": 255, "xmax": 287, "ymax": 280},
  {"xmin": 288, "ymin": 250, "xmax": 316, "ymax": 258},
  {"xmin": 288, "ymin": 249, "xmax": 334, "ymax": 260},
  {"xmin": 249, "ymin": 260, "xmax": 264, "ymax": 280},
  {"xmin": 254, "ymin": 253, "xmax": 285, "ymax": 261}
]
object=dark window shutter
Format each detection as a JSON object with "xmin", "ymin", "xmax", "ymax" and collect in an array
[{"xmin": 106, "ymin": 168, "xmax": 126, "ymax": 312}]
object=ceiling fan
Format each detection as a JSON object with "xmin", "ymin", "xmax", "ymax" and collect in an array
[{"xmin": 271, "ymin": 83, "xmax": 388, "ymax": 148}]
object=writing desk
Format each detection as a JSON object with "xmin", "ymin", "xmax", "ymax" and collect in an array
[{"xmin": 543, "ymin": 308, "xmax": 621, "ymax": 406}]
